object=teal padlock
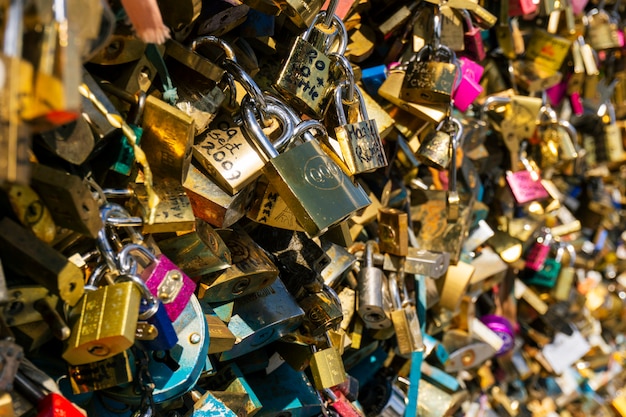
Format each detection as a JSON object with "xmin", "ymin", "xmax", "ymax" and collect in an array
[{"xmin": 524, "ymin": 244, "xmax": 563, "ymax": 288}]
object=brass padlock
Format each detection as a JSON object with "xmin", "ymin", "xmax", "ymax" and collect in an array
[
  {"xmin": 298, "ymin": 286, "xmax": 344, "ymax": 337},
  {"xmin": 401, "ymin": 45, "xmax": 459, "ymax": 105},
  {"xmin": 157, "ymin": 219, "xmax": 232, "ymax": 277},
  {"xmin": 140, "ymin": 95, "xmax": 195, "ymax": 183},
  {"xmin": 274, "ymin": 10, "xmax": 348, "ymax": 117},
  {"xmin": 128, "ymin": 179, "xmax": 196, "ymax": 234},
  {"xmin": 377, "ymin": 207, "xmax": 409, "ymax": 257},
  {"xmin": 240, "ymin": 95, "xmax": 370, "ymax": 237},
  {"xmin": 193, "ymin": 112, "xmax": 266, "ymax": 196},
  {"xmin": 333, "ymin": 82, "xmax": 388, "ymax": 175},
  {"xmin": 309, "ymin": 335, "xmax": 347, "ymax": 390},
  {"xmin": 197, "ymin": 226, "xmax": 278, "ymax": 303},
  {"xmin": 68, "ymin": 350, "xmax": 134, "ymax": 394},
  {"xmin": 62, "ymin": 281, "xmax": 141, "ymax": 365}
]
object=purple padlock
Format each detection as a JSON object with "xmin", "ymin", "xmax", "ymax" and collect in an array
[
  {"xmin": 453, "ymin": 57, "xmax": 484, "ymax": 112},
  {"xmin": 118, "ymin": 244, "xmax": 197, "ymax": 321},
  {"xmin": 480, "ymin": 315, "xmax": 515, "ymax": 356}
]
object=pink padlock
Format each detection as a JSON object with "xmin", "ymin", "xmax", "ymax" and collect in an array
[
  {"xmin": 453, "ymin": 57, "xmax": 484, "ymax": 112},
  {"xmin": 509, "ymin": 0, "xmax": 537, "ymax": 16},
  {"xmin": 546, "ymin": 82, "xmax": 567, "ymax": 107},
  {"xmin": 119, "ymin": 243, "xmax": 197, "ymax": 321},
  {"xmin": 570, "ymin": 0, "xmax": 589, "ymax": 15}
]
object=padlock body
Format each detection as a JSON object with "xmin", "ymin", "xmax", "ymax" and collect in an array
[
  {"xmin": 464, "ymin": 28, "xmax": 486, "ymax": 61},
  {"xmin": 265, "ymin": 141, "xmax": 370, "ymax": 237},
  {"xmin": 357, "ymin": 267, "xmax": 391, "ymax": 329},
  {"xmin": 69, "ymin": 350, "xmax": 134, "ymax": 394},
  {"xmin": 299, "ymin": 291, "xmax": 344, "ymax": 337},
  {"xmin": 309, "ymin": 347, "xmax": 347, "ymax": 389},
  {"xmin": 142, "ymin": 254, "xmax": 196, "ymax": 321},
  {"xmin": 391, "ymin": 309, "xmax": 415, "ymax": 355},
  {"xmin": 401, "ymin": 61, "xmax": 457, "ymax": 104},
  {"xmin": 193, "ymin": 114, "xmax": 265, "ymax": 195},
  {"xmin": 275, "ymin": 37, "xmax": 333, "ymax": 117},
  {"xmin": 335, "ymin": 119, "xmax": 387, "ymax": 174},
  {"xmin": 197, "ymin": 227, "xmax": 279, "ymax": 303},
  {"xmin": 525, "ymin": 258, "xmax": 561, "ymax": 288},
  {"xmin": 63, "ymin": 282, "xmax": 141, "ymax": 365},
  {"xmin": 137, "ymin": 301, "xmax": 179, "ymax": 351}
]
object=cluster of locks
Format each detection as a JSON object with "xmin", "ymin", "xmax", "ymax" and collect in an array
[{"xmin": 2, "ymin": 0, "xmax": 626, "ymax": 415}]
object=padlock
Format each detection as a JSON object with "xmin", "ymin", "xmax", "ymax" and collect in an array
[
  {"xmin": 586, "ymin": 7, "xmax": 621, "ymax": 51},
  {"xmin": 62, "ymin": 280, "xmax": 141, "ymax": 365},
  {"xmin": 197, "ymin": 226, "xmax": 278, "ymax": 303},
  {"xmin": 2, "ymin": 182, "xmax": 56, "ymax": 244},
  {"xmin": 240, "ymin": 94, "xmax": 370, "ymax": 237},
  {"xmin": 523, "ymin": 240, "xmax": 562, "ymax": 288},
  {"xmin": 184, "ymin": 163, "xmax": 256, "ymax": 228},
  {"xmin": 29, "ymin": 164, "xmax": 103, "ymax": 239},
  {"xmin": 523, "ymin": 227, "xmax": 554, "ymax": 272},
  {"xmin": 14, "ymin": 371, "xmax": 85, "ymax": 417},
  {"xmin": 377, "ymin": 68, "xmax": 450, "ymax": 124},
  {"xmin": 185, "ymin": 391, "xmax": 238, "ymax": 417},
  {"xmin": 274, "ymin": 10, "xmax": 348, "ymax": 117},
  {"xmin": 68, "ymin": 350, "xmax": 134, "ymax": 394},
  {"xmin": 128, "ymin": 179, "xmax": 196, "ymax": 234},
  {"xmin": 377, "ymin": 207, "xmax": 409, "ymax": 257},
  {"xmin": 0, "ymin": 217, "xmax": 85, "ymax": 307},
  {"xmin": 439, "ymin": 9, "xmax": 465, "ymax": 53},
  {"xmin": 389, "ymin": 270, "xmax": 420, "ymax": 356},
  {"xmin": 299, "ymin": 285, "xmax": 344, "ymax": 337},
  {"xmin": 333, "ymin": 82, "xmax": 388, "ymax": 175},
  {"xmin": 246, "ymin": 362, "xmax": 322, "ymax": 417},
  {"xmin": 415, "ymin": 120, "xmax": 452, "ymax": 170},
  {"xmin": 193, "ymin": 111, "xmax": 267, "ymax": 196},
  {"xmin": 139, "ymin": 94, "xmax": 195, "ymax": 183},
  {"xmin": 553, "ymin": 243, "xmax": 576, "ymax": 302},
  {"xmin": 247, "ymin": 178, "xmax": 306, "ymax": 232},
  {"xmin": 103, "ymin": 294, "xmax": 209, "ymax": 405},
  {"xmin": 200, "ymin": 301, "xmax": 236, "ymax": 354},
  {"xmin": 357, "ymin": 241, "xmax": 392, "ymax": 330},
  {"xmin": 309, "ymin": 335, "xmax": 347, "ymax": 390},
  {"xmin": 462, "ymin": 10, "xmax": 486, "ymax": 62},
  {"xmin": 603, "ymin": 100, "xmax": 625, "ymax": 162},
  {"xmin": 116, "ymin": 243, "xmax": 195, "ymax": 322},
  {"xmin": 221, "ymin": 278, "xmax": 305, "ymax": 360},
  {"xmin": 200, "ymin": 362, "xmax": 263, "ymax": 416},
  {"xmin": 157, "ymin": 218, "xmax": 232, "ymax": 277},
  {"xmin": 324, "ymin": 388, "xmax": 361, "ymax": 417},
  {"xmin": 401, "ymin": 45, "xmax": 459, "ymax": 105},
  {"xmin": 508, "ymin": 0, "xmax": 538, "ymax": 16},
  {"xmin": 442, "ymin": 329, "xmax": 497, "ymax": 372},
  {"xmin": 247, "ymin": 223, "xmax": 329, "ymax": 298},
  {"xmin": 452, "ymin": 57, "xmax": 484, "ymax": 113}
]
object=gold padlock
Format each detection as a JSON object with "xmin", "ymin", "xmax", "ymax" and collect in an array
[{"xmin": 63, "ymin": 281, "xmax": 141, "ymax": 365}]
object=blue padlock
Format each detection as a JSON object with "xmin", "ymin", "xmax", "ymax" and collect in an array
[{"xmin": 116, "ymin": 274, "xmax": 179, "ymax": 352}]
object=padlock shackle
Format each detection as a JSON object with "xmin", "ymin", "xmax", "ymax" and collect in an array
[
  {"xmin": 222, "ymin": 59, "xmax": 266, "ymax": 111},
  {"xmin": 388, "ymin": 271, "xmax": 402, "ymax": 310},
  {"xmin": 334, "ymin": 82, "xmax": 370, "ymax": 127},
  {"xmin": 303, "ymin": 12, "xmax": 348, "ymax": 55},
  {"xmin": 330, "ymin": 53, "xmax": 355, "ymax": 102},
  {"xmin": 264, "ymin": 95, "xmax": 314, "ymax": 149},
  {"xmin": 115, "ymin": 273, "xmax": 159, "ymax": 320},
  {"xmin": 293, "ymin": 119, "xmax": 328, "ymax": 143},
  {"xmin": 191, "ymin": 35, "xmax": 237, "ymax": 63},
  {"xmin": 117, "ymin": 243, "xmax": 157, "ymax": 275},
  {"xmin": 241, "ymin": 94, "xmax": 295, "ymax": 161}
]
